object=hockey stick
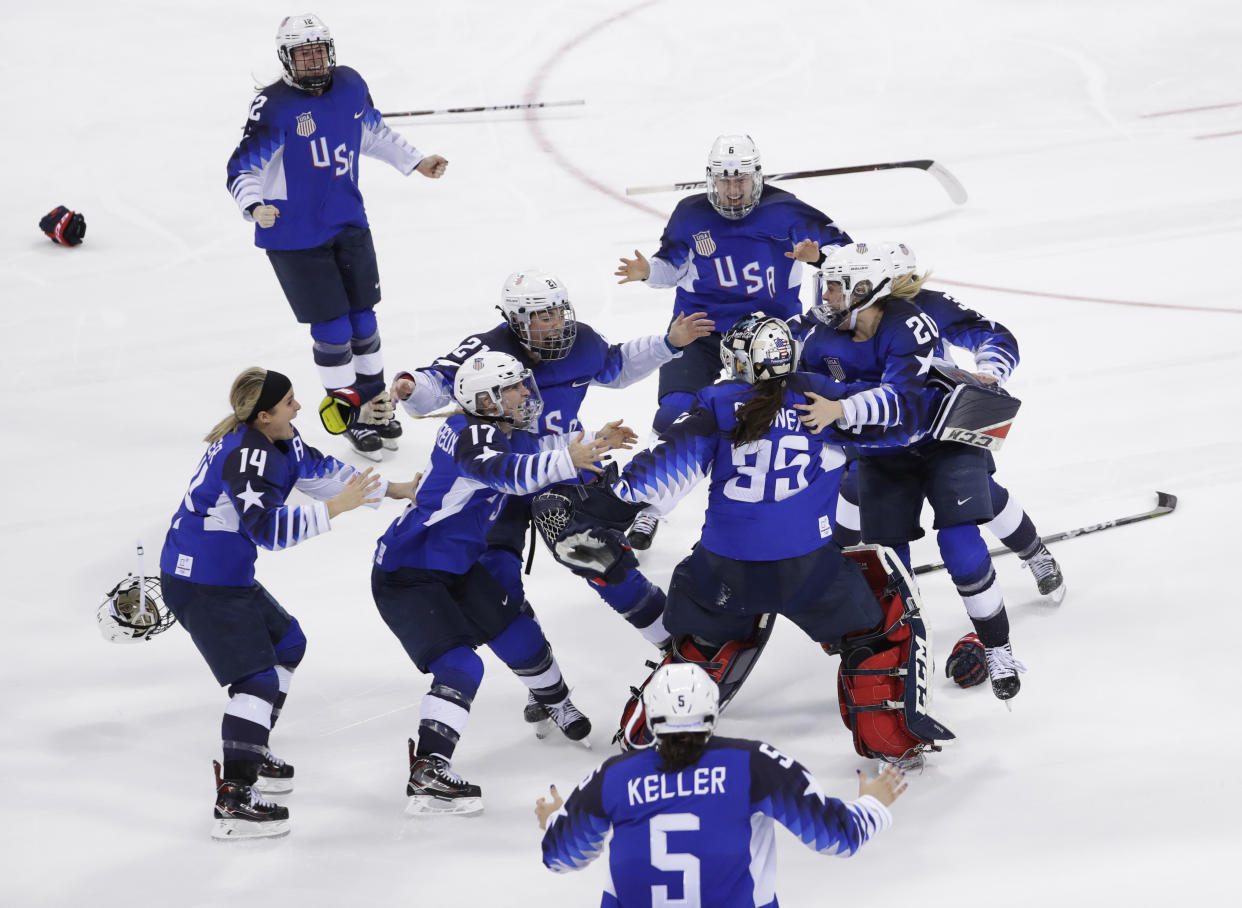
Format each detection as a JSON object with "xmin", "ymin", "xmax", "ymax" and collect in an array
[
  {"xmin": 626, "ymin": 159, "xmax": 968, "ymax": 205},
  {"xmin": 380, "ymin": 99, "xmax": 585, "ymax": 118},
  {"xmin": 912, "ymin": 491, "xmax": 1179, "ymax": 576}
]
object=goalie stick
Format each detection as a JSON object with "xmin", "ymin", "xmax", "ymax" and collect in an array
[
  {"xmin": 626, "ymin": 159, "xmax": 968, "ymax": 205},
  {"xmin": 912, "ymin": 491, "xmax": 1178, "ymax": 576},
  {"xmin": 380, "ymin": 99, "xmax": 585, "ymax": 118}
]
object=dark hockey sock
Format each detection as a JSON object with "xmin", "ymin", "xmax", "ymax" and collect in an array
[
  {"xmin": 833, "ymin": 465, "xmax": 862, "ymax": 547},
  {"xmin": 591, "ymin": 569, "xmax": 667, "ymax": 642},
  {"xmin": 222, "ymin": 667, "xmax": 280, "ymax": 775},
  {"xmin": 416, "ymin": 648, "xmax": 483, "ymax": 761},
  {"xmin": 311, "ymin": 315, "xmax": 356, "ymax": 393},
  {"xmin": 351, "ymin": 326, "xmax": 384, "ymax": 402},
  {"xmin": 270, "ymin": 619, "xmax": 307, "ymax": 728},
  {"xmin": 489, "ymin": 614, "xmax": 569, "ymax": 706},
  {"xmin": 985, "ymin": 478, "xmax": 1041, "ymax": 559},
  {"xmin": 970, "ymin": 608, "xmax": 1011, "ymax": 649}
]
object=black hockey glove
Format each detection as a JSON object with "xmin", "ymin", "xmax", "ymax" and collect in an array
[
  {"xmin": 39, "ymin": 205, "xmax": 87, "ymax": 246},
  {"xmin": 945, "ymin": 632, "xmax": 987, "ymax": 688}
]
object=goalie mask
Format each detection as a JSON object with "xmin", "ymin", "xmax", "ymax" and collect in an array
[
  {"xmin": 276, "ymin": 14, "xmax": 336, "ymax": 92},
  {"xmin": 706, "ymin": 134, "xmax": 763, "ymax": 220},
  {"xmin": 812, "ymin": 243, "xmax": 895, "ymax": 332},
  {"xmin": 453, "ymin": 350, "xmax": 544, "ymax": 432},
  {"xmin": 643, "ymin": 663, "xmax": 720, "ymax": 738},
  {"xmin": 498, "ymin": 270, "xmax": 578, "ymax": 361},
  {"xmin": 97, "ymin": 576, "xmax": 176, "ymax": 644},
  {"xmin": 720, "ymin": 313, "xmax": 796, "ymax": 384}
]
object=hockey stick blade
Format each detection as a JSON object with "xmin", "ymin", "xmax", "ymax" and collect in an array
[
  {"xmin": 626, "ymin": 159, "xmax": 967, "ymax": 205},
  {"xmin": 381, "ymin": 99, "xmax": 585, "ymax": 118},
  {"xmin": 912, "ymin": 491, "xmax": 1178, "ymax": 576}
]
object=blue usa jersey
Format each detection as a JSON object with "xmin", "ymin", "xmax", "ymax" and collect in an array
[
  {"xmin": 225, "ymin": 66, "xmax": 422, "ymax": 250},
  {"xmin": 612, "ymin": 374, "xmax": 918, "ymax": 560},
  {"xmin": 542, "ymin": 736, "xmax": 892, "ymax": 908},
  {"xmin": 402, "ymin": 322, "xmax": 676, "ymax": 438},
  {"xmin": 795, "ymin": 297, "xmax": 945, "ymax": 442},
  {"xmin": 160, "ymin": 427, "xmax": 381, "ymax": 586},
  {"xmin": 646, "ymin": 186, "xmax": 851, "ymax": 333},
  {"xmin": 912, "ymin": 288, "xmax": 1021, "ymax": 385},
  {"xmin": 374, "ymin": 414, "xmax": 579, "ymax": 574}
]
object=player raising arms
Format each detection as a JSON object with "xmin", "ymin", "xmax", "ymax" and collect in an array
[
  {"xmin": 158, "ymin": 367, "xmax": 419, "ymax": 840},
  {"xmin": 372, "ymin": 351, "xmax": 621, "ymax": 816},
  {"xmin": 226, "ymin": 14, "xmax": 449, "ymax": 460},
  {"xmin": 795, "ymin": 243, "xmax": 1028, "ymax": 700},
  {"xmin": 537, "ymin": 663, "xmax": 907, "ymax": 908},
  {"xmin": 615, "ymin": 134, "xmax": 851, "ymax": 548}
]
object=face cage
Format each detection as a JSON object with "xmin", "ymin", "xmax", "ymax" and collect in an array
[
  {"xmin": 279, "ymin": 40, "xmax": 336, "ymax": 91},
  {"xmin": 474, "ymin": 373, "xmax": 545, "ymax": 432},
  {"xmin": 98, "ymin": 577, "xmax": 176, "ymax": 643},
  {"xmin": 812, "ymin": 271, "xmax": 882, "ymax": 329},
  {"xmin": 507, "ymin": 303, "xmax": 578, "ymax": 361},
  {"xmin": 706, "ymin": 170, "xmax": 763, "ymax": 220}
]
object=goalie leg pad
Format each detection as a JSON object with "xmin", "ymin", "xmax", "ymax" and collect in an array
[
  {"xmin": 614, "ymin": 616, "xmax": 774, "ymax": 751},
  {"xmin": 832, "ymin": 545, "xmax": 955, "ymax": 761}
]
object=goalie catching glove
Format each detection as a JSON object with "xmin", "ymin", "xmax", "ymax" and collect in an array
[
  {"xmin": 531, "ymin": 463, "xmax": 644, "ymax": 586},
  {"xmin": 39, "ymin": 205, "xmax": 87, "ymax": 247}
]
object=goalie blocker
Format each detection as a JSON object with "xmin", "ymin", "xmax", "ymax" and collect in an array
[{"xmin": 928, "ymin": 363, "xmax": 1021, "ymax": 451}]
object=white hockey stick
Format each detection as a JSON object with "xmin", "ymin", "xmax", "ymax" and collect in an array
[{"xmin": 626, "ymin": 159, "xmax": 968, "ymax": 205}]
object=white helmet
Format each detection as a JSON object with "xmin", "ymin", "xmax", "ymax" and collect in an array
[
  {"xmin": 644, "ymin": 663, "xmax": 720, "ymax": 737},
  {"xmin": 453, "ymin": 350, "xmax": 544, "ymax": 432},
  {"xmin": 276, "ymin": 14, "xmax": 336, "ymax": 91},
  {"xmin": 720, "ymin": 312, "xmax": 797, "ymax": 384},
  {"xmin": 498, "ymin": 270, "xmax": 578, "ymax": 361},
  {"xmin": 706, "ymin": 134, "xmax": 763, "ymax": 220},
  {"xmin": 881, "ymin": 241, "xmax": 918, "ymax": 278},
  {"xmin": 812, "ymin": 243, "xmax": 895, "ymax": 332},
  {"xmin": 97, "ymin": 576, "xmax": 176, "ymax": 644}
]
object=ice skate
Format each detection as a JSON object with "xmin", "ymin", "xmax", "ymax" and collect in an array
[
  {"xmin": 627, "ymin": 513, "xmax": 659, "ymax": 551},
  {"xmin": 254, "ymin": 751, "xmax": 294, "ymax": 795},
  {"xmin": 1022, "ymin": 544, "xmax": 1065, "ymax": 603},
  {"xmin": 984, "ymin": 642, "xmax": 1027, "ymax": 701},
  {"xmin": 524, "ymin": 691, "xmax": 553, "ymax": 740},
  {"xmin": 405, "ymin": 743, "xmax": 483, "ymax": 817},
  {"xmin": 211, "ymin": 761, "xmax": 290, "ymax": 840},
  {"xmin": 545, "ymin": 696, "xmax": 592, "ymax": 747},
  {"xmin": 363, "ymin": 390, "xmax": 402, "ymax": 451},
  {"xmin": 344, "ymin": 422, "xmax": 384, "ymax": 462}
]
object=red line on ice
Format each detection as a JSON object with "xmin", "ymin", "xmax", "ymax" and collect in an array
[
  {"xmin": 1139, "ymin": 101, "xmax": 1242, "ymax": 118},
  {"xmin": 937, "ymin": 279, "xmax": 1241, "ymax": 315}
]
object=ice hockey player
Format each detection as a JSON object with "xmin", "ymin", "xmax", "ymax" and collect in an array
[
  {"xmin": 226, "ymin": 14, "xmax": 448, "ymax": 460},
  {"xmin": 372, "ymin": 351, "xmax": 620, "ymax": 816},
  {"xmin": 614, "ymin": 134, "xmax": 852, "ymax": 548},
  {"xmin": 537, "ymin": 663, "xmax": 907, "ymax": 908},
  {"xmin": 795, "ymin": 243, "xmax": 1028, "ymax": 700},
  {"xmin": 158, "ymin": 367, "xmax": 418, "ymax": 839},
  {"xmin": 390, "ymin": 270, "xmax": 712, "ymax": 732}
]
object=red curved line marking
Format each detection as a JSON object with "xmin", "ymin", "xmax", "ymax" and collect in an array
[
  {"xmin": 1195, "ymin": 129, "xmax": 1242, "ymax": 140},
  {"xmin": 522, "ymin": 1, "xmax": 667, "ymax": 220},
  {"xmin": 937, "ymin": 278, "xmax": 1241, "ymax": 315},
  {"xmin": 1140, "ymin": 101, "xmax": 1242, "ymax": 118}
]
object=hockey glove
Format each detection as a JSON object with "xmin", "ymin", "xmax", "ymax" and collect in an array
[
  {"xmin": 39, "ymin": 205, "xmax": 87, "ymax": 246},
  {"xmin": 945, "ymin": 632, "xmax": 987, "ymax": 688},
  {"xmin": 318, "ymin": 388, "xmax": 362, "ymax": 435}
]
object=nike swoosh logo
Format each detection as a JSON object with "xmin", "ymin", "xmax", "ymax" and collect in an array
[
  {"xmin": 957, "ymin": 497, "xmax": 972, "ymax": 505},
  {"xmin": 354, "ymin": 110, "xmax": 364, "ymax": 119},
  {"xmin": 572, "ymin": 379, "xmax": 591, "ymax": 387}
]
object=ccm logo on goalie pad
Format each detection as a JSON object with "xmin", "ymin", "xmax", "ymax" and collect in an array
[{"xmin": 941, "ymin": 425, "xmax": 1010, "ymax": 450}]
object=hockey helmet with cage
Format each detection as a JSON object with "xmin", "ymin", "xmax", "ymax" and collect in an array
[
  {"xmin": 706, "ymin": 135, "xmax": 763, "ymax": 220},
  {"xmin": 720, "ymin": 312, "xmax": 797, "ymax": 384},
  {"xmin": 453, "ymin": 350, "xmax": 545, "ymax": 432},
  {"xmin": 498, "ymin": 270, "xmax": 578, "ymax": 362},
  {"xmin": 276, "ymin": 14, "xmax": 336, "ymax": 92},
  {"xmin": 97, "ymin": 576, "xmax": 176, "ymax": 644},
  {"xmin": 881, "ymin": 241, "xmax": 918, "ymax": 279},
  {"xmin": 643, "ymin": 663, "xmax": 720, "ymax": 738},
  {"xmin": 812, "ymin": 243, "xmax": 895, "ymax": 332}
]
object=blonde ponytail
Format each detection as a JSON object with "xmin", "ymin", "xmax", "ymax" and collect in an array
[
  {"xmin": 204, "ymin": 367, "xmax": 268, "ymax": 443},
  {"xmin": 888, "ymin": 270, "xmax": 934, "ymax": 301}
]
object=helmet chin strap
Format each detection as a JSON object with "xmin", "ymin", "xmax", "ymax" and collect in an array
[{"xmin": 834, "ymin": 277, "xmax": 891, "ymax": 332}]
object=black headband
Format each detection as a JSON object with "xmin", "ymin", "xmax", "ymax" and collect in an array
[{"xmin": 244, "ymin": 370, "xmax": 292, "ymax": 423}]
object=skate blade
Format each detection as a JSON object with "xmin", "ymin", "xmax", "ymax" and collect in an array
[
  {"xmin": 381, "ymin": 438, "xmax": 399, "ymax": 451},
  {"xmin": 531, "ymin": 716, "xmax": 553, "ymax": 740},
  {"xmin": 1045, "ymin": 583, "xmax": 1067, "ymax": 605},
  {"xmin": 211, "ymin": 818, "xmax": 290, "ymax": 840},
  {"xmin": 349, "ymin": 447, "xmax": 384, "ymax": 463},
  {"xmin": 404, "ymin": 795, "xmax": 484, "ymax": 817},
  {"xmin": 253, "ymin": 776, "xmax": 294, "ymax": 795}
]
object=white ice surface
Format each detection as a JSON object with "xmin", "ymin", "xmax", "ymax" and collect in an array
[{"xmin": 3, "ymin": 1, "xmax": 1241, "ymax": 905}]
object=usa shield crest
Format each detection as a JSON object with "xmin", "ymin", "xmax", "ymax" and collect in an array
[
  {"xmin": 296, "ymin": 112, "xmax": 317, "ymax": 137},
  {"xmin": 823, "ymin": 357, "xmax": 847, "ymax": 381},
  {"xmin": 693, "ymin": 230, "xmax": 716, "ymax": 257}
]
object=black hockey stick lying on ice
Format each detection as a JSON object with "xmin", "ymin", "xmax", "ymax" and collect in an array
[
  {"xmin": 912, "ymin": 491, "xmax": 1179, "ymax": 576},
  {"xmin": 381, "ymin": 99, "xmax": 585, "ymax": 118},
  {"xmin": 626, "ymin": 159, "xmax": 968, "ymax": 205}
]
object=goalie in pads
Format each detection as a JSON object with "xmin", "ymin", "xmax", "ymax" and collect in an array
[{"xmin": 532, "ymin": 314, "xmax": 953, "ymax": 764}]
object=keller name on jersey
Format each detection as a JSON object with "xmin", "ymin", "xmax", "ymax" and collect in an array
[{"xmin": 627, "ymin": 766, "xmax": 727, "ymax": 806}]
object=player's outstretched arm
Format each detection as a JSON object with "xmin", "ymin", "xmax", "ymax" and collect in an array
[
  {"xmin": 415, "ymin": 154, "xmax": 448, "ymax": 178},
  {"xmin": 534, "ymin": 784, "xmax": 564, "ymax": 831},
  {"xmin": 615, "ymin": 249, "xmax": 650, "ymax": 283},
  {"xmin": 666, "ymin": 311, "xmax": 716, "ymax": 347},
  {"xmin": 384, "ymin": 472, "xmax": 422, "ymax": 503},
  {"xmin": 858, "ymin": 764, "xmax": 908, "ymax": 807},
  {"xmin": 326, "ymin": 468, "xmax": 383, "ymax": 518}
]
